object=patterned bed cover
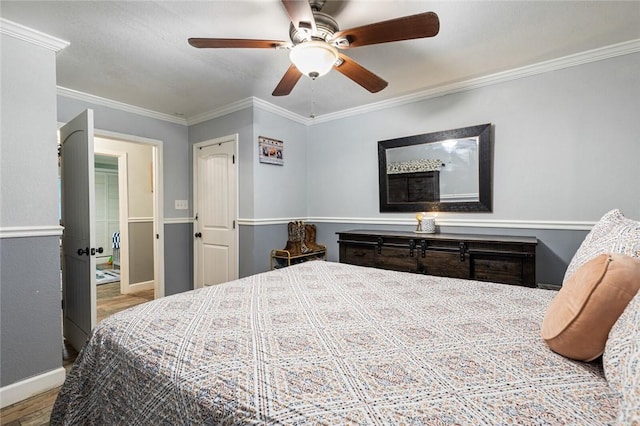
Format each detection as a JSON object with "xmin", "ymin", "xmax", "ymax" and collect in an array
[{"xmin": 51, "ymin": 261, "xmax": 618, "ymax": 424}]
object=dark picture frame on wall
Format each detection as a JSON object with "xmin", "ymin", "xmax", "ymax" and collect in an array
[
  {"xmin": 378, "ymin": 123, "xmax": 493, "ymax": 212},
  {"xmin": 258, "ymin": 136, "xmax": 283, "ymax": 165}
]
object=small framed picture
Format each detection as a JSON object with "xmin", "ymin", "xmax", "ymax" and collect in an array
[{"xmin": 258, "ymin": 136, "xmax": 283, "ymax": 166}]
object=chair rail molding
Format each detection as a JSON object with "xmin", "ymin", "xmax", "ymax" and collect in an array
[
  {"xmin": 0, "ymin": 225, "xmax": 64, "ymax": 239},
  {"xmin": 237, "ymin": 217, "xmax": 596, "ymax": 231}
]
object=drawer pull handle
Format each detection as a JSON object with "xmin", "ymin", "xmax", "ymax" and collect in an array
[
  {"xmin": 459, "ymin": 242, "xmax": 467, "ymax": 262},
  {"xmin": 420, "ymin": 240, "xmax": 427, "ymax": 258}
]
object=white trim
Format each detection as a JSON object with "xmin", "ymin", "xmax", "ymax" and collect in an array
[
  {"xmin": 128, "ymin": 217, "xmax": 154, "ymax": 223},
  {"xmin": 164, "ymin": 217, "xmax": 194, "ymax": 225},
  {"xmin": 0, "ymin": 225, "xmax": 64, "ymax": 238},
  {"xmin": 122, "ymin": 279, "xmax": 154, "ymax": 294},
  {"xmin": 237, "ymin": 217, "xmax": 596, "ymax": 231},
  {"xmin": 0, "ymin": 18, "xmax": 69, "ymax": 52},
  {"xmin": 95, "ymin": 128, "xmax": 167, "ymax": 146},
  {"xmin": 237, "ymin": 217, "xmax": 306, "ymax": 226},
  {"xmin": 252, "ymin": 97, "xmax": 309, "ymax": 125},
  {"xmin": 0, "ymin": 367, "xmax": 66, "ymax": 409},
  {"xmin": 186, "ymin": 97, "xmax": 309, "ymax": 126},
  {"xmin": 52, "ymin": 39, "xmax": 639, "ymax": 127},
  {"xmin": 57, "ymin": 87, "xmax": 188, "ymax": 126},
  {"xmin": 187, "ymin": 98, "xmax": 254, "ymax": 126},
  {"xmin": 312, "ymin": 39, "xmax": 640, "ymax": 124}
]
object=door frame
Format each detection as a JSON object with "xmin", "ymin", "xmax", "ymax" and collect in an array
[
  {"xmin": 94, "ymin": 129, "xmax": 165, "ymax": 298},
  {"xmin": 192, "ymin": 134, "xmax": 239, "ymax": 288}
]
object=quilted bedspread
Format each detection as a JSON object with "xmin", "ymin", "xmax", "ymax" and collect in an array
[{"xmin": 51, "ymin": 261, "xmax": 618, "ymax": 425}]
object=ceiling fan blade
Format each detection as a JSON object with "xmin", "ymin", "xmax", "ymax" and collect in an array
[
  {"xmin": 331, "ymin": 12, "xmax": 439, "ymax": 48},
  {"xmin": 272, "ymin": 65, "xmax": 303, "ymax": 96},
  {"xmin": 334, "ymin": 53, "xmax": 388, "ymax": 93},
  {"xmin": 188, "ymin": 38, "xmax": 289, "ymax": 49},
  {"xmin": 281, "ymin": 0, "xmax": 317, "ymax": 33}
]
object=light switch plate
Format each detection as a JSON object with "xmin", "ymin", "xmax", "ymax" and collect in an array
[{"xmin": 175, "ymin": 200, "xmax": 188, "ymax": 210}]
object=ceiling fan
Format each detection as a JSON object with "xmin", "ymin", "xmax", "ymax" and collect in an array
[{"xmin": 188, "ymin": 0, "xmax": 439, "ymax": 96}]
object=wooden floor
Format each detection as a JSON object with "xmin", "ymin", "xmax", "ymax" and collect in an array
[{"xmin": 0, "ymin": 282, "xmax": 154, "ymax": 426}]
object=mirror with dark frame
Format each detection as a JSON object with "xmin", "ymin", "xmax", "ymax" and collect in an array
[{"xmin": 378, "ymin": 123, "xmax": 492, "ymax": 212}]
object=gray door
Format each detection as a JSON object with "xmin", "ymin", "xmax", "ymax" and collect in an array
[{"xmin": 60, "ymin": 109, "xmax": 97, "ymax": 351}]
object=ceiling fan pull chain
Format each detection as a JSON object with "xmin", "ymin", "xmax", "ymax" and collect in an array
[{"xmin": 310, "ymin": 80, "xmax": 316, "ymax": 119}]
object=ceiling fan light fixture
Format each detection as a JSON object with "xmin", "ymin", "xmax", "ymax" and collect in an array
[{"xmin": 289, "ymin": 41, "xmax": 338, "ymax": 79}]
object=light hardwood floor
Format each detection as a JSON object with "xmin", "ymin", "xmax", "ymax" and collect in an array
[{"xmin": 0, "ymin": 282, "xmax": 154, "ymax": 425}]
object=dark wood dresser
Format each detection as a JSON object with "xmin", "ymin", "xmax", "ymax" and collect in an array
[{"xmin": 337, "ymin": 230, "xmax": 537, "ymax": 287}]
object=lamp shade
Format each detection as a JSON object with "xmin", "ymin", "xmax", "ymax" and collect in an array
[{"xmin": 290, "ymin": 41, "xmax": 338, "ymax": 79}]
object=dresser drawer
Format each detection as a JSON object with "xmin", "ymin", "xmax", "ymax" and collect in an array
[
  {"xmin": 341, "ymin": 244, "xmax": 376, "ymax": 268},
  {"xmin": 473, "ymin": 253, "xmax": 536, "ymax": 287},
  {"xmin": 375, "ymin": 246, "xmax": 417, "ymax": 273},
  {"xmin": 420, "ymin": 251, "xmax": 469, "ymax": 279}
]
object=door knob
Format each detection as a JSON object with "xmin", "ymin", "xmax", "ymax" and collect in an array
[
  {"xmin": 77, "ymin": 247, "xmax": 89, "ymax": 256},
  {"xmin": 96, "ymin": 247, "xmax": 104, "ymax": 254},
  {"xmin": 195, "ymin": 232, "xmax": 202, "ymax": 238}
]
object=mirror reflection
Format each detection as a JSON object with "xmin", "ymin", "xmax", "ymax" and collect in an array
[
  {"xmin": 386, "ymin": 137, "xmax": 479, "ymax": 203},
  {"xmin": 378, "ymin": 123, "xmax": 492, "ymax": 213}
]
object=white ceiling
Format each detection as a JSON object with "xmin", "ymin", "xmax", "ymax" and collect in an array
[{"xmin": 2, "ymin": 1, "xmax": 639, "ymax": 121}]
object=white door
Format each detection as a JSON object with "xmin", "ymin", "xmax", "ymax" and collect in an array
[
  {"xmin": 60, "ymin": 109, "xmax": 98, "ymax": 351},
  {"xmin": 194, "ymin": 137, "xmax": 238, "ymax": 287}
]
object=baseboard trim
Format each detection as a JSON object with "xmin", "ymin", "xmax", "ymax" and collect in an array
[
  {"xmin": 123, "ymin": 280, "xmax": 154, "ymax": 294},
  {"xmin": 0, "ymin": 367, "xmax": 66, "ymax": 409}
]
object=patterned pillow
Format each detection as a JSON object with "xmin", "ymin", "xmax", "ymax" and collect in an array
[
  {"xmin": 603, "ymin": 291, "xmax": 640, "ymax": 423},
  {"xmin": 564, "ymin": 209, "xmax": 640, "ymax": 283}
]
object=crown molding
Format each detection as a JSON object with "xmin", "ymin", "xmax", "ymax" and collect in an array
[
  {"xmin": 252, "ymin": 97, "xmax": 311, "ymax": 125},
  {"xmin": 56, "ymin": 86, "xmax": 189, "ymax": 126},
  {"xmin": 186, "ymin": 97, "xmax": 310, "ymax": 126},
  {"xmin": 186, "ymin": 98, "xmax": 255, "ymax": 126},
  {"xmin": 54, "ymin": 38, "xmax": 640, "ymax": 128},
  {"xmin": 0, "ymin": 18, "xmax": 69, "ymax": 52},
  {"xmin": 310, "ymin": 38, "xmax": 640, "ymax": 124}
]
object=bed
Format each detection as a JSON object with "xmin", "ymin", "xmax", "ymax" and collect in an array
[{"xmin": 51, "ymin": 259, "xmax": 634, "ymax": 425}]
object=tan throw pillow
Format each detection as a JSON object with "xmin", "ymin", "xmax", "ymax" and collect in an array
[{"xmin": 542, "ymin": 253, "xmax": 640, "ymax": 361}]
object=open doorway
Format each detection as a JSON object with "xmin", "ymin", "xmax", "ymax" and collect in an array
[
  {"xmin": 59, "ymin": 109, "xmax": 164, "ymax": 349},
  {"xmin": 94, "ymin": 154, "xmax": 120, "ymax": 284},
  {"xmin": 94, "ymin": 136, "xmax": 158, "ymax": 297}
]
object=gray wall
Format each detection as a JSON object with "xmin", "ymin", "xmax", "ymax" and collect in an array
[
  {"xmin": 2, "ymin": 18, "xmax": 638, "ymax": 398},
  {"xmin": 56, "ymin": 95, "xmax": 193, "ymax": 292},
  {"xmin": 128, "ymin": 222, "xmax": 154, "ymax": 283},
  {"xmin": 304, "ymin": 52, "xmax": 640, "ymax": 285},
  {"xmin": 189, "ymin": 108, "xmax": 255, "ymax": 218},
  {"xmin": 307, "ymin": 53, "xmax": 640, "ymax": 222},
  {"xmin": 163, "ymin": 223, "xmax": 193, "ymax": 295},
  {"xmin": 189, "ymin": 107, "xmax": 308, "ymax": 277},
  {"xmin": 57, "ymin": 96, "xmax": 190, "ymax": 219},
  {"xmin": 0, "ymin": 34, "xmax": 62, "ymax": 387}
]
